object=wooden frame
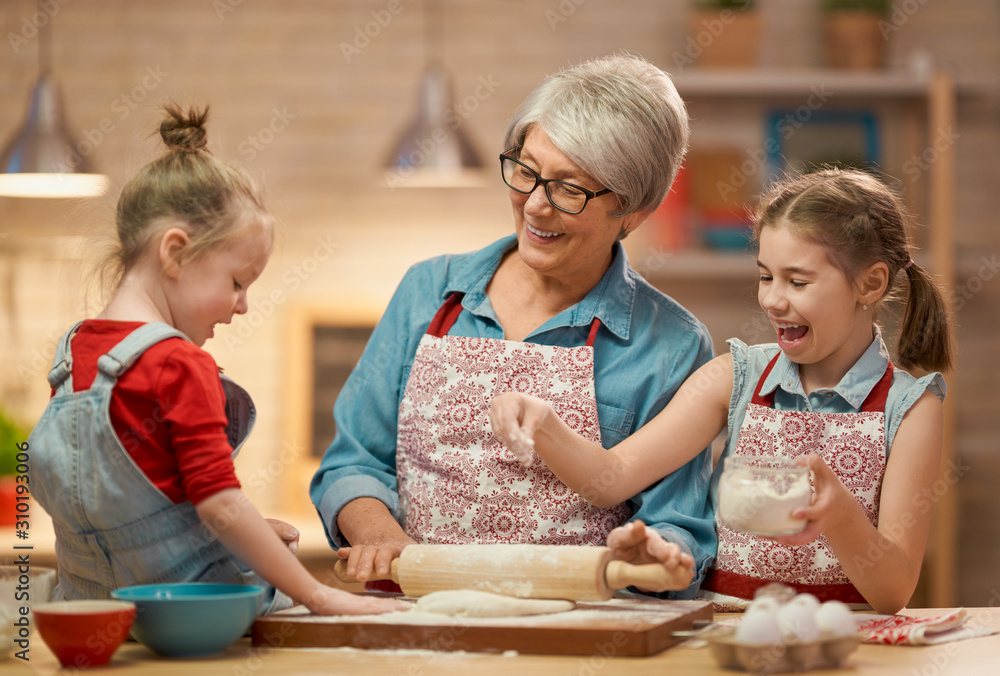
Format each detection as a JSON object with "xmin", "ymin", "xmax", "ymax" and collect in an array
[{"xmin": 282, "ymin": 303, "xmax": 381, "ymax": 516}]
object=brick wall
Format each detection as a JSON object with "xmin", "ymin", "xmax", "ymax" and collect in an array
[{"xmin": 1, "ymin": 0, "xmax": 997, "ymax": 605}]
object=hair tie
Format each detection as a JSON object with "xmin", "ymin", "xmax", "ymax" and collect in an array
[{"xmin": 904, "ymin": 259, "xmax": 915, "ymax": 270}]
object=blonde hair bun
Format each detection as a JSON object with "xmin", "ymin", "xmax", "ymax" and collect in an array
[{"xmin": 159, "ymin": 103, "xmax": 210, "ymax": 153}]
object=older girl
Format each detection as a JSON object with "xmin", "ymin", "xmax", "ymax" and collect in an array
[
  {"xmin": 29, "ymin": 104, "xmax": 403, "ymax": 616},
  {"xmin": 491, "ymin": 168, "xmax": 951, "ymax": 614}
]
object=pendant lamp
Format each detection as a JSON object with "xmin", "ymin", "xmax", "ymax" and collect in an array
[
  {"xmin": 383, "ymin": 0, "xmax": 484, "ymax": 188},
  {"xmin": 0, "ymin": 3, "xmax": 108, "ymax": 198}
]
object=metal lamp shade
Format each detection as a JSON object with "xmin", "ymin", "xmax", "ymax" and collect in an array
[
  {"xmin": 0, "ymin": 74, "xmax": 108, "ymax": 198},
  {"xmin": 384, "ymin": 64, "xmax": 485, "ymax": 188}
]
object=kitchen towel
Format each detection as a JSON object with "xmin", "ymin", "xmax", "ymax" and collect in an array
[{"xmin": 855, "ymin": 609, "xmax": 998, "ymax": 645}]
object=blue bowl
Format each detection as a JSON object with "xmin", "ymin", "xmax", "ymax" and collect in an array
[{"xmin": 111, "ymin": 583, "xmax": 265, "ymax": 657}]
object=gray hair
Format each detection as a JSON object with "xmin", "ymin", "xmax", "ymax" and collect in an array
[{"xmin": 502, "ymin": 54, "xmax": 689, "ymax": 218}]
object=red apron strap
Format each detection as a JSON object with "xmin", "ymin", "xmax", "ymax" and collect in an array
[
  {"xmin": 427, "ymin": 292, "xmax": 602, "ymax": 348},
  {"xmin": 752, "ymin": 355, "xmax": 892, "ymax": 413},
  {"xmin": 750, "ymin": 353, "xmax": 783, "ymax": 406},
  {"xmin": 860, "ymin": 362, "xmax": 894, "ymax": 413},
  {"xmin": 425, "ymin": 293, "xmax": 465, "ymax": 338},
  {"xmin": 701, "ymin": 568, "xmax": 868, "ymax": 605},
  {"xmin": 585, "ymin": 317, "xmax": 602, "ymax": 347},
  {"xmin": 364, "ymin": 580, "xmax": 403, "ymax": 594}
]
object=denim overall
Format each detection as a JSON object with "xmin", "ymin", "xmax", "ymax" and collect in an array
[{"xmin": 29, "ymin": 322, "xmax": 288, "ymax": 614}]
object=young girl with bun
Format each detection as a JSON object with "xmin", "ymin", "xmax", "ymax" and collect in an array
[
  {"xmin": 28, "ymin": 104, "xmax": 403, "ymax": 616},
  {"xmin": 491, "ymin": 168, "xmax": 952, "ymax": 614}
]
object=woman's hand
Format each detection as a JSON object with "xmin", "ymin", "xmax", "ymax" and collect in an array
[
  {"xmin": 606, "ymin": 520, "xmax": 695, "ymax": 591},
  {"xmin": 336, "ymin": 534, "xmax": 417, "ymax": 583},
  {"xmin": 265, "ymin": 518, "xmax": 300, "ymax": 554},
  {"xmin": 773, "ymin": 453, "xmax": 858, "ymax": 546},
  {"xmin": 488, "ymin": 391, "xmax": 555, "ymax": 466},
  {"xmin": 302, "ymin": 585, "xmax": 410, "ymax": 616}
]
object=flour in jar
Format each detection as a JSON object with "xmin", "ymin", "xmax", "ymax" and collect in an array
[{"xmin": 718, "ymin": 466, "xmax": 812, "ymax": 536}]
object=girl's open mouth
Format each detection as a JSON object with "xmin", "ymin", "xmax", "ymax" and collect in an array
[{"xmin": 776, "ymin": 323, "xmax": 808, "ymax": 348}]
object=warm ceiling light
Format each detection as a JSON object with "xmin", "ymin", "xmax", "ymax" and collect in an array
[
  {"xmin": 0, "ymin": 3, "xmax": 107, "ymax": 199},
  {"xmin": 382, "ymin": 0, "xmax": 484, "ymax": 189}
]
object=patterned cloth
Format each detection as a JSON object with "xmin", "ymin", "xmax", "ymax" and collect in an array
[
  {"xmin": 702, "ymin": 354, "xmax": 893, "ymax": 607},
  {"xmin": 397, "ymin": 294, "xmax": 630, "ymax": 545},
  {"xmin": 856, "ymin": 610, "xmax": 999, "ymax": 645}
]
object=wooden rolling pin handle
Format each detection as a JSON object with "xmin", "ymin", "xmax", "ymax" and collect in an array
[
  {"xmin": 331, "ymin": 558, "xmax": 400, "ymax": 585},
  {"xmin": 604, "ymin": 559, "xmax": 693, "ymax": 592}
]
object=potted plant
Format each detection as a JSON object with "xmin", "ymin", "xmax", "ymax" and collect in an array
[
  {"xmin": 822, "ymin": 0, "xmax": 892, "ymax": 70},
  {"xmin": 0, "ymin": 406, "xmax": 29, "ymax": 527},
  {"xmin": 687, "ymin": 0, "xmax": 759, "ymax": 69}
]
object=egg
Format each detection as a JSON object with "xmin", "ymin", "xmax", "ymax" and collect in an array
[
  {"xmin": 745, "ymin": 596, "xmax": 781, "ymax": 617},
  {"xmin": 790, "ymin": 593, "xmax": 820, "ymax": 612},
  {"xmin": 735, "ymin": 608, "xmax": 783, "ymax": 645},
  {"xmin": 777, "ymin": 600, "xmax": 821, "ymax": 643},
  {"xmin": 814, "ymin": 600, "xmax": 857, "ymax": 637}
]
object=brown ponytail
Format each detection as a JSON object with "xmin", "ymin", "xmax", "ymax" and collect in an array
[
  {"xmin": 753, "ymin": 168, "xmax": 954, "ymax": 373},
  {"xmin": 898, "ymin": 262, "xmax": 954, "ymax": 372},
  {"xmin": 103, "ymin": 103, "xmax": 272, "ymax": 291}
]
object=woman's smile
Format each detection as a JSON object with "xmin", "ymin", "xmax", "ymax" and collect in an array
[{"xmin": 525, "ymin": 222, "xmax": 562, "ymax": 240}]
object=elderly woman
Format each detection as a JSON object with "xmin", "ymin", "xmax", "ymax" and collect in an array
[{"xmin": 311, "ymin": 54, "xmax": 715, "ymax": 597}]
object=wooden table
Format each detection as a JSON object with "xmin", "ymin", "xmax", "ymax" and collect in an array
[{"xmin": 7, "ymin": 607, "xmax": 999, "ymax": 675}]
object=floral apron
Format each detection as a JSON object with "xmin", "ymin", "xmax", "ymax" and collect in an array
[
  {"xmin": 701, "ymin": 353, "xmax": 894, "ymax": 608},
  {"xmin": 397, "ymin": 293, "xmax": 631, "ymax": 545}
]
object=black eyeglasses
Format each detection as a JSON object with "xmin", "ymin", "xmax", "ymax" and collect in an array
[{"xmin": 499, "ymin": 150, "xmax": 612, "ymax": 215}]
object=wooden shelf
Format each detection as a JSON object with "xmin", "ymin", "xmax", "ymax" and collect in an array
[
  {"xmin": 672, "ymin": 68, "xmax": 934, "ymax": 98},
  {"xmin": 641, "ymin": 249, "xmax": 758, "ymax": 282},
  {"xmin": 653, "ymin": 69, "xmax": 959, "ymax": 608}
]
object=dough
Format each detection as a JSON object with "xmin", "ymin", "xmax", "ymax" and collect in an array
[{"xmin": 413, "ymin": 590, "xmax": 575, "ymax": 618}]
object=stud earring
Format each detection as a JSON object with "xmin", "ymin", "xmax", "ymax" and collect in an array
[{"xmin": 863, "ymin": 304, "xmax": 868, "ymax": 311}]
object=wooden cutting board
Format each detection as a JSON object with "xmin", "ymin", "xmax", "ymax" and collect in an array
[{"xmin": 252, "ymin": 597, "xmax": 713, "ymax": 657}]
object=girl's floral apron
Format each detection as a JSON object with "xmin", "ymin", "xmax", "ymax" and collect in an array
[{"xmin": 701, "ymin": 353, "xmax": 893, "ymax": 608}]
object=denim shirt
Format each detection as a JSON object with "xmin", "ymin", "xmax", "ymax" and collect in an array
[
  {"xmin": 711, "ymin": 330, "xmax": 947, "ymax": 506},
  {"xmin": 310, "ymin": 235, "xmax": 717, "ymax": 596}
]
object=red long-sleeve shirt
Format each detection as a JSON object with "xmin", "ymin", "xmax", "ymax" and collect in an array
[{"xmin": 64, "ymin": 320, "xmax": 242, "ymax": 505}]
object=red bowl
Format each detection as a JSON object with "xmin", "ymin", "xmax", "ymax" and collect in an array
[{"xmin": 33, "ymin": 600, "xmax": 136, "ymax": 668}]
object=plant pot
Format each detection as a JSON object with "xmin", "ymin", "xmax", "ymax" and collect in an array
[
  {"xmin": 0, "ymin": 476, "xmax": 16, "ymax": 526},
  {"xmin": 689, "ymin": 9, "xmax": 761, "ymax": 69},
  {"xmin": 824, "ymin": 11, "xmax": 887, "ymax": 70}
]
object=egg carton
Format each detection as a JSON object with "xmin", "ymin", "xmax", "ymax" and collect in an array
[{"xmin": 704, "ymin": 627, "xmax": 860, "ymax": 673}]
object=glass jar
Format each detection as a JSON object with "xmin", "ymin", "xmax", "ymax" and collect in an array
[{"xmin": 718, "ymin": 455, "xmax": 812, "ymax": 536}]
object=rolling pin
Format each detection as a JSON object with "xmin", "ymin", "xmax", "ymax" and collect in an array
[{"xmin": 331, "ymin": 544, "xmax": 692, "ymax": 601}]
